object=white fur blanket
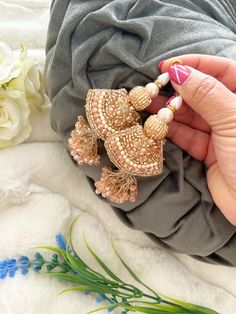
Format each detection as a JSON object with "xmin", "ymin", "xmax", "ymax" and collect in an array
[{"xmin": 0, "ymin": 1, "xmax": 236, "ymax": 314}]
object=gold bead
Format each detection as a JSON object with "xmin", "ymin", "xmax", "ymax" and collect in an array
[
  {"xmin": 154, "ymin": 80, "xmax": 162, "ymax": 89},
  {"xmin": 144, "ymin": 115, "xmax": 168, "ymax": 140},
  {"xmin": 128, "ymin": 86, "xmax": 152, "ymax": 111},
  {"xmin": 167, "ymin": 104, "xmax": 177, "ymax": 113},
  {"xmin": 169, "ymin": 58, "xmax": 182, "ymax": 66}
]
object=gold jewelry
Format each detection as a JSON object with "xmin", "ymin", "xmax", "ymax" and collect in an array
[
  {"xmin": 68, "ymin": 88, "xmax": 139, "ymax": 166},
  {"xmin": 68, "ymin": 61, "xmax": 183, "ymax": 204}
]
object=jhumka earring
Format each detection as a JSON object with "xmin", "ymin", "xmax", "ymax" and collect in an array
[
  {"xmin": 68, "ymin": 89, "xmax": 140, "ymax": 165},
  {"xmin": 69, "ymin": 61, "xmax": 183, "ymax": 204}
]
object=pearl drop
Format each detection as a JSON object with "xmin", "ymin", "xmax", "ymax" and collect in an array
[
  {"xmin": 169, "ymin": 95, "xmax": 183, "ymax": 110},
  {"xmin": 157, "ymin": 108, "xmax": 173, "ymax": 123},
  {"xmin": 145, "ymin": 83, "xmax": 159, "ymax": 98},
  {"xmin": 156, "ymin": 72, "xmax": 170, "ymax": 86}
]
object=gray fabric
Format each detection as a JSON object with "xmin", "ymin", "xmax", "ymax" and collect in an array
[{"xmin": 45, "ymin": 0, "xmax": 236, "ymax": 266}]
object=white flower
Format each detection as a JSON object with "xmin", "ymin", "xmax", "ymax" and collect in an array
[
  {"xmin": 0, "ymin": 42, "xmax": 21, "ymax": 85},
  {"xmin": 0, "ymin": 89, "xmax": 31, "ymax": 148},
  {"xmin": 10, "ymin": 47, "xmax": 45, "ymax": 112}
]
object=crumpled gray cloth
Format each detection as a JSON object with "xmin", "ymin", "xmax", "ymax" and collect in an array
[{"xmin": 45, "ymin": 0, "xmax": 236, "ymax": 266}]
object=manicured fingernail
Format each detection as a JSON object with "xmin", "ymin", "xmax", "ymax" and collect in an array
[
  {"xmin": 158, "ymin": 60, "xmax": 165, "ymax": 70},
  {"xmin": 165, "ymin": 96, "xmax": 175, "ymax": 105},
  {"xmin": 168, "ymin": 64, "xmax": 192, "ymax": 85}
]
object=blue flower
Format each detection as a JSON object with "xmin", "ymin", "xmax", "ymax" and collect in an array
[
  {"xmin": 33, "ymin": 263, "xmax": 41, "ymax": 273},
  {"xmin": 107, "ymin": 306, "xmax": 115, "ymax": 313},
  {"xmin": 95, "ymin": 295, "xmax": 116, "ymax": 312},
  {"xmin": 84, "ymin": 291, "xmax": 91, "ymax": 295},
  {"xmin": 107, "ymin": 299, "xmax": 116, "ymax": 312},
  {"xmin": 56, "ymin": 233, "xmax": 67, "ymax": 251},
  {"xmin": 0, "ymin": 261, "xmax": 7, "ymax": 279},
  {"xmin": 18, "ymin": 256, "xmax": 30, "ymax": 275},
  {"xmin": 21, "ymin": 268, "xmax": 29, "ymax": 275},
  {"xmin": 19, "ymin": 256, "xmax": 29, "ymax": 266},
  {"xmin": 96, "ymin": 294, "xmax": 106, "ymax": 303},
  {"xmin": 0, "ymin": 259, "xmax": 18, "ymax": 279}
]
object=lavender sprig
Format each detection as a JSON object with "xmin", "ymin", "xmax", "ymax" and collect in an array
[{"xmin": 0, "ymin": 219, "xmax": 219, "ymax": 314}]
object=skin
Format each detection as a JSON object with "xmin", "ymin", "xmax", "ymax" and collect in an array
[{"xmin": 147, "ymin": 54, "xmax": 236, "ymax": 226}]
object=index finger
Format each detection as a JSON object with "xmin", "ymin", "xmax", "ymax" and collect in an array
[{"xmin": 159, "ymin": 54, "xmax": 236, "ymax": 92}]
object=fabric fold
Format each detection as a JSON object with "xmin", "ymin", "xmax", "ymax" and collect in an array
[{"xmin": 45, "ymin": 0, "xmax": 236, "ymax": 265}]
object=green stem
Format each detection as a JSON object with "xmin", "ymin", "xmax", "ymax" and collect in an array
[{"xmin": 142, "ymin": 293, "xmax": 160, "ymax": 301}]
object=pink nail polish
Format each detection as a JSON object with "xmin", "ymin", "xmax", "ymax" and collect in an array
[
  {"xmin": 168, "ymin": 64, "xmax": 192, "ymax": 85},
  {"xmin": 158, "ymin": 60, "xmax": 164, "ymax": 70},
  {"xmin": 165, "ymin": 96, "xmax": 175, "ymax": 105}
]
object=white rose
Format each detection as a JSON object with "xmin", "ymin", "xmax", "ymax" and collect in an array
[
  {"xmin": 0, "ymin": 89, "xmax": 31, "ymax": 148},
  {"xmin": 10, "ymin": 47, "xmax": 45, "ymax": 112},
  {"xmin": 0, "ymin": 42, "xmax": 21, "ymax": 86}
]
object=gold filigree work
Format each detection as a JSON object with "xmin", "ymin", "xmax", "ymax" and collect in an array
[{"xmin": 68, "ymin": 70, "xmax": 182, "ymax": 203}]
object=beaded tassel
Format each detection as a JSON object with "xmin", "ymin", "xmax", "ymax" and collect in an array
[
  {"xmin": 68, "ymin": 116, "xmax": 100, "ymax": 166},
  {"xmin": 95, "ymin": 167, "xmax": 137, "ymax": 203}
]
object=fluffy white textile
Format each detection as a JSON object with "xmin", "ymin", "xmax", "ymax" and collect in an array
[{"xmin": 0, "ymin": 1, "xmax": 235, "ymax": 313}]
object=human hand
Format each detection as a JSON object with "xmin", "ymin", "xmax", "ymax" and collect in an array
[{"xmin": 147, "ymin": 55, "xmax": 236, "ymax": 225}]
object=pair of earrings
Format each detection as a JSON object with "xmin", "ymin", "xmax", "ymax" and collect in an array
[{"xmin": 68, "ymin": 61, "xmax": 183, "ymax": 204}]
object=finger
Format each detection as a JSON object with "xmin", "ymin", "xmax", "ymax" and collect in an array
[
  {"xmin": 166, "ymin": 64, "xmax": 236, "ymax": 130},
  {"xmin": 159, "ymin": 54, "xmax": 236, "ymax": 92},
  {"xmin": 173, "ymin": 103, "xmax": 211, "ymax": 133},
  {"xmin": 205, "ymin": 136, "xmax": 216, "ymax": 168},
  {"xmin": 167, "ymin": 120, "xmax": 212, "ymax": 165}
]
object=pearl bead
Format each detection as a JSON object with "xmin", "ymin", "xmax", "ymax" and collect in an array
[
  {"xmin": 145, "ymin": 83, "xmax": 159, "ymax": 98},
  {"xmin": 169, "ymin": 95, "xmax": 183, "ymax": 110},
  {"xmin": 156, "ymin": 72, "xmax": 170, "ymax": 86},
  {"xmin": 157, "ymin": 108, "xmax": 173, "ymax": 123}
]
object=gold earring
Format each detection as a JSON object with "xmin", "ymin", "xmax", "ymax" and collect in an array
[
  {"xmin": 68, "ymin": 88, "xmax": 140, "ymax": 165},
  {"xmin": 95, "ymin": 105, "xmax": 182, "ymax": 204},
  {"xmin": 69, "ymin": 61, "xmax": 184, "ymax": 204},
  {"xmin": 95, "ymin": 66, "xmax": 183, "ymax": 204}
]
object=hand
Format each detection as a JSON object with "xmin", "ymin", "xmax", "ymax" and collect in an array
[{"xmin": 147, "ymin": 55, "xmax": 236, "ymax": 226}]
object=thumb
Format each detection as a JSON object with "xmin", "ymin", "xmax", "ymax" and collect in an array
[{"xmin": 167, "ymin": 64, "xmax": 236, "ymax": 128}]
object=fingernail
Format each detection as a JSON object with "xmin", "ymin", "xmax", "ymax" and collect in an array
[
  {"xmin": 168, "ymin": 64, "xmax": 192, "ymax": 85},
  {"xmin": 165, "ymin": 96, "xmax": 175, "ymax": 105},
  {"xmin": 158, "ymin": 60, "xmax": 164, "ymax": 70}
]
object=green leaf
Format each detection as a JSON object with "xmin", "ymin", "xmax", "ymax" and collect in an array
[
  {"xmin": 63, "ymin": 249, "xmax": 125, "ymax": 289},
  {"xmin": 58, "ymin": 285, "xmax": 111, "ymax": 296},
  {"xmin": 84, "ymin": 236, "xmax": 123, "ymax": 283},
  {"xmin": 42, "ymin": 271, "xmax": 92, "ymax": 285},
  {"xmin": 86, "ymin": 301, "xmax": 189, "ymax": 314},
  {"xmin": 67, "ymin": 216, "xmax": 111, "ymax": 281},
  {"xmin": 130, "ymin": 301, "xmax": 187, "ymax": 312},
  {"xmin": 160, "ymin": 295, "xmax": 219, "ymax": 314},
  {"xmin": 112, "ymin": 240, "xmax": 160, "ymax": 300},
  {"xmin": 30, "ymin": 246, "xmax": 68, "ymax": 260},
  {"xmin": 58, "ymin": 285, "xmax": 115, "ymax": 295},
  {"xmin": 119, "ymin": 304, "xmax": 175, "ymax": 313},
  {"xmin": 86, "ymin": 303, "xmax": 187, "ymax": 314},
  {"xmin": 44, "ymin": 272, "xmax": 134, "ymax": 298},
  {"xmin": 86, "ymin": 304, "xmax": 118, "ymax": 314},
  {"xmin": 35, "ymin": 243, "xmax": 104, "ymax": 284},
  {"xmin": 33, "ymin": 221, "xmax": 217, "ymax": 314},
  {"xmin": 64, "ymin": 251, "xmax": 96, "ymax": 278}
]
